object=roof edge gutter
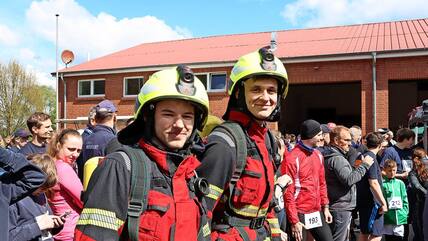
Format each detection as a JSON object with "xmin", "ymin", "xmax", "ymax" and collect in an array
[
  {"xmin": 283, "ymin": 49, "xmax": 428, "ymax": 63},
  {"xmin": 55, "ymin": 49, "xmax": 428, "ymax": 77}
]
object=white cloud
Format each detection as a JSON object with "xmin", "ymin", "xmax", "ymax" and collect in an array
[
  {"xmin": 26, "ymin": 0, "xmax": 192, "ymax": 63},
  {"xmin": 0, "ymin": 24, "xmax": 20, "ymax": 46},
  {"xmin": 19, "ymin": 48, "xmax": 37, "ymax": 60},
  {"xmin": 281, "ymin": 0, "xmax": 428, "ymax": 28}
]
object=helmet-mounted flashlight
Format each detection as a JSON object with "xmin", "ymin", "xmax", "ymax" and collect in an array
[
  {"xmin": 176, "ymin": 65, "xmax": 196, "ymax": 96},
  {"xmin": 259, "ymin": 46, "xmax": 277, "ymax": 71}
]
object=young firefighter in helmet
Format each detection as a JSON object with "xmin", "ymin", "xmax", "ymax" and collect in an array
[
  {"xmin": 197, "ymin": 47, "xmax": 290, "ymax": 241},
  {"xmin": 75, "ymin": 66, "xmax": 211, "ymax": 241}
]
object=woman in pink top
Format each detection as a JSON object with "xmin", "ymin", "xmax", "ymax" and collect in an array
[{"xmin": 47, "ymin": 129, "xmax": 83, "ymax": 241}]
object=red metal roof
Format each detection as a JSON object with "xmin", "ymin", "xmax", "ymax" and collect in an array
[{"xmin": 62, "ymin": 18, "xmax": 428, "ymax": 73}]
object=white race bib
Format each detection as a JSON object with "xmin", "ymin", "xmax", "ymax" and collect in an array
[
  {"xmin": 304, "ymin": 211, "xmax": 322, "ymax": 229},
  {"xmin": 388, "ymin": 196, "xmax": 403, "ymax": 209}
]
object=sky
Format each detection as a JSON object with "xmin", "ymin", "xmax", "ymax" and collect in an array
[{"xmin": 0, "ymin": 0, "xmax": 427, "ymax": 88}]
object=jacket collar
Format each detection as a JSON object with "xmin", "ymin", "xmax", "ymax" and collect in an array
[
  {"xmin": 138, "ymin": 139, "xmax": 200, "ymax": 177},
  {"xmin": 228, "ymin": 110, "xmax": 267, "ymax": 140},
  {"xmin": 93, "ymin": 124, "xmax": 117, "ymax": 135}
]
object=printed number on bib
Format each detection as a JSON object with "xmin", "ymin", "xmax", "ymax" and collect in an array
[
  {"xmin": 304, "ymin": 211, "xmax": 322, "ymax": 229},
  {"xmin": 388, "ymin": 196, "xmax": 403, "ymax": 210}
]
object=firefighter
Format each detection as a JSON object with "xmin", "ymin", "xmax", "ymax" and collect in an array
[
  {"xmin": 197, "ymin": 46, "xmax": 289, "ymax": 241},
  {"xmin": 75, "ymin": 66, "xmax": 211, "ymax": 241}
]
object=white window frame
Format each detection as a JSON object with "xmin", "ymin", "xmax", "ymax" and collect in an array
[
  {"xmin": 123, "ymin": 76, "xmax": 145, "ymax": 97},
  {"xmin": 77, "ymin": 79, "xmax": 106, "ymax": 97},
  {"xmin": 195, "ymin": 72, "xmax": 227, "ymax": 92}
]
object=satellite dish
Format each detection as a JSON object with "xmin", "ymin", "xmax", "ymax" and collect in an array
[{"xmin": 61, "ymin": 50, "xmax": 74, "ymax": 67}]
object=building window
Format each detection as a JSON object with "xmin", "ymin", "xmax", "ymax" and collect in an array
[
  {"xmin": 78, "ymin": 79, "xmax": 105, "ymax": 97},
  {"xmin": 124, "ymin": 77, "xmax": 144, "ymax": 96},
  {"xmin": 195, "ymin": 72, "xmax": 226, "ymax": 92}
]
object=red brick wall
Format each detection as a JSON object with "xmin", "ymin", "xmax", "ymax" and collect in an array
[{"xmin": 59, "ymin": 56, "xmax": 428, "ymax": 134}]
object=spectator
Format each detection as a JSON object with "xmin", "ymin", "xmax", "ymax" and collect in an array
[
  {"xmin": 323, "ymin": 126, "xmax": 374, "ymax": 241},
  {"xmin": 386, "ymin": 130, "xmax": 397, "ymax": 147},
  {"xmin": 282, "ymin": 119, "xmax": 333, "ymax": 241},
  {"xmin": 382, "ymin": 159, "xmax": 409, "ymax": 241},
  {"xmin": 357, "ymin": 132, "xmax": 388, "ymax": 241},
  {"xmin": 9, "ymin": 129, "xmax": 32, "ymax": 153},
  {"xmin": 19, "ymin": 112, "xmax": 53, "ymax": 156},
  {"xmin": 380, "ymin": 128, "xmax": 415, "ymax": 180},
  {"xmin": 78, "ymin": 100, "xmax": 117, "ymax": 181},
  {"xmin": 9, "ymin": 154, "xmax": 64, "ymax": 241},
  {"xmin": 408, "ymin": 148, "xmax": 428, "ymax": 241},
  {"xmin": 80, "ymin": 106, "xmax": 97, "ymax": 144},
  {"xmin": 47, "ymin": 129, "xmax": 83, "ymax": 241},
  {"xmin": 317, "ymin": 124, "xmax": 331, "ymax": 155},
  {"xmin": 424, "ymin": 192, "xmax": 428, "ymax": 241},
  {"xmin": 0, "ymin": 148, "xmax": 46, "ymax": 241}
]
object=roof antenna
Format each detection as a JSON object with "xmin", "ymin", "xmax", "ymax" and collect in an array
[{"xmin": 270, "ymin": 32, "xmax": 277, "ymax": 52}]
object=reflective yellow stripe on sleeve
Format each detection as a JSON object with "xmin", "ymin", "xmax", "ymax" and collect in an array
[
  {"xmin": 207, "ymin": 184, "xmax": 223, "ymax": 201},
  {"xmin": 267, "ymin": 218, "xmax": 281, "ymax": 234},
  {"xmin": 229, "ymin": 204, "xmax": 268, "ymax": 217},
  {"xmin": 77, "ymin": 208, "xmax": 124, "ymax": 231}
]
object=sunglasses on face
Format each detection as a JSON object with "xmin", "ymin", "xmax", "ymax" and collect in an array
[{"xmin": 66, "ymin": 147, "xmax": 82, "ymax": 153}]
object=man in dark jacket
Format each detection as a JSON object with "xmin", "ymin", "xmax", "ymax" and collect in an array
[
  {"xmin": 0, "ymin": 148, "xmax": 46, "ymax": 241},
  {"xmin": 323, "ymin": 125, "xmax": 374, "ymax": 241},
  {"xmin": 78, "ymin": 100, "xmax": 117, "ymax": 181},
  {"xmin": 424, "ymin": 192, "xmax": 428, "ymax": 241}
]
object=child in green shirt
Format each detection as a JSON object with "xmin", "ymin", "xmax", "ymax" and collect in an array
[{"xmin": 382, "ymin": 159, "xmax": 409, "ymax": 241}]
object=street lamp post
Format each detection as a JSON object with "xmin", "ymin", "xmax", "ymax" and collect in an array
[{"xmin": 55, "ymin": 14, "xmax": 59, "ymax": 125}]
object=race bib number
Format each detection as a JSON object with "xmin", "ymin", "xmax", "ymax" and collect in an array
[
  {"xmin": 304, "ymin": 211, "xmax": 322, "ymax": 229},
  {"xmin": 388, "ymin": 196, "xmax": 403, "ymax": 209}
]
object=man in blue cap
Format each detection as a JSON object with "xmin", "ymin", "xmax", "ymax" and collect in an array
[
  {"xmin": 78, "ymin": 100, "xmax": 117, "ymax": 181},
  {"xmin": 9, "ymin": 129, "xmax": 32, "ymax": 153}
]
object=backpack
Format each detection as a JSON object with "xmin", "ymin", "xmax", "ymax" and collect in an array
[
  {"xmin": 115, "ymin": 145, "xmax": 151, "ymax": 241},
  {"xmin": 115, "ymin": 145, "xmax": 210, "ymax": 241},
  {"xmin": 210, "ymin": 121, "xmax": 281, "ymax": 209}
]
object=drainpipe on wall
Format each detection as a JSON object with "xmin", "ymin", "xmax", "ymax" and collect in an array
[
  {"xmin": 61, "ymin": 73, "xmax": 66, "ymax": 128},
  {"xmin": 372, "ymin": 52, "xmax": 377, "ymax": 131}
]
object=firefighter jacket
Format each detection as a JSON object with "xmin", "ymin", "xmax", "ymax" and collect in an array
[
  {"xmin": 197, "ymin": 111, "xmax": 281, "ymax": 241},
  {"xmin": 280, "ymin": 142, "xmax": 329, "ymax": 224},
  {"xmin": 74, "ymin": 139, "xmax": 210, "ymax": 241}
]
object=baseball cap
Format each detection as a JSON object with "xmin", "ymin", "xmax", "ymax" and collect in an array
[
  {"xmin": 95, "ymin": 100, "xmax": 117, "ymax": 113},
  {"xmin": 321, "ymin": 124, "xmax": 331, "ymax": 133},
  {"xmin": 14, "ymin": 129, "xmax": 31, "ymax": 138}
]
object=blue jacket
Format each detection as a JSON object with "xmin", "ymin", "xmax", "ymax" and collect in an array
[
  {"xmin": 424, "ymin": 192, "xmax": 428, "ymax": 241},
  {"xmin": 9, "ymin": 193, "xmax": 55, "ymax": 241},
  {"xmin": 78, "ymin": 125, "xmax": 116, "ymax": 181},
  {"xmin": 0, "ymin": 148, "xmax": 46, "ymax": 241}
]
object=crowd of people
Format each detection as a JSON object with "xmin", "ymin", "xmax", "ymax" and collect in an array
[{"xmin": 1, "ymin": 46, "xmax": 428, "ymax": 241}]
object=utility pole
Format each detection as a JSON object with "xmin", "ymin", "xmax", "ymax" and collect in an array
[{"xmin": 55, "ymin": 14, "xmax": 59, "ymax": 124}]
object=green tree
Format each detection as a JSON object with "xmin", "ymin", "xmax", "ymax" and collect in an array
[{"xmin": 0, "ymin": 60, "xmax": 56, "ymax": 137}]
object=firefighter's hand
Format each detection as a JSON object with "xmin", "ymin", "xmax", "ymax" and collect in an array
[{"xmin": 291, "ymin": 222, "xmax": 305, "ymax": 241}]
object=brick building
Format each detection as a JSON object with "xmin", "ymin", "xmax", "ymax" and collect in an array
[{"xmin": 56, "ymin": 18, "xmax": 428, "ymax": 134}]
